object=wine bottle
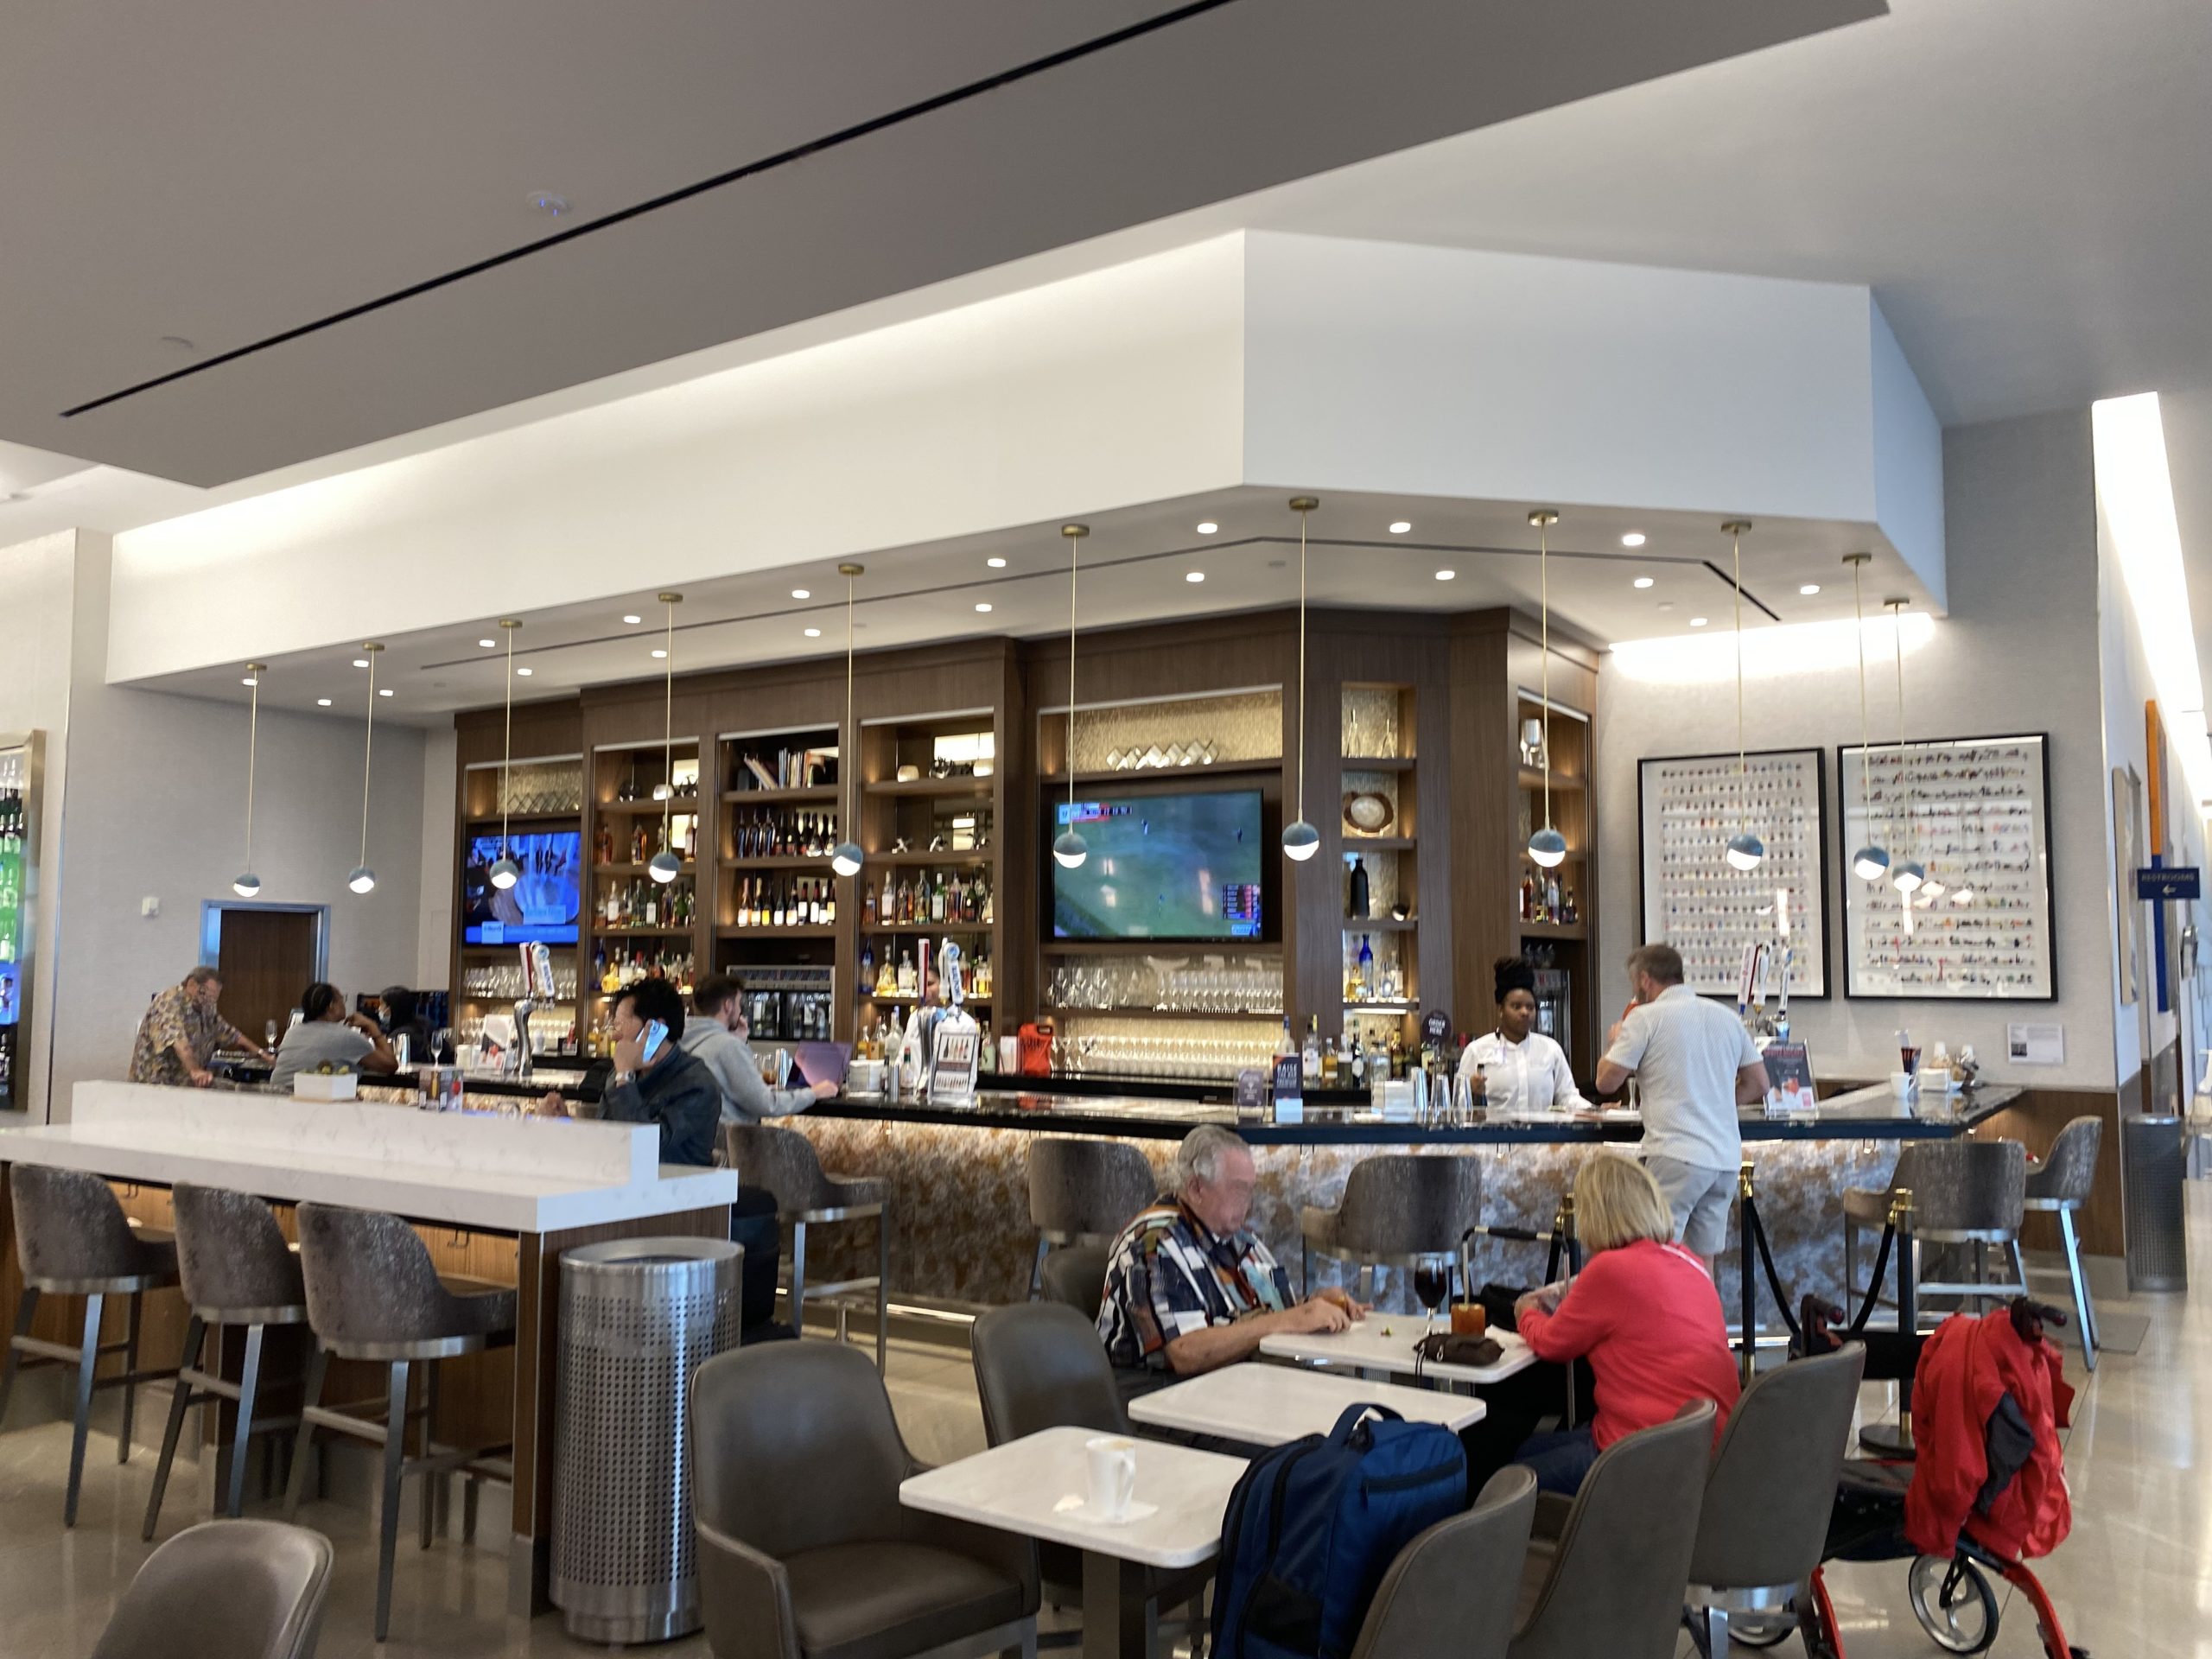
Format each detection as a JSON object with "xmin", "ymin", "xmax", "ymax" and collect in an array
[{"xmin": 1348, "ymin": 855, "xmax": 1370, "ymax": 920}]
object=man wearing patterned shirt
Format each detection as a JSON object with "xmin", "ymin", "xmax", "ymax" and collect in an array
[
  {"xmin": 1098, "ymin": 1124, "xmax": 1364, "ymax": 1384},
  {"xmin": 129, "ymin": 966, "xmax": 270, "ymax": 1087}
]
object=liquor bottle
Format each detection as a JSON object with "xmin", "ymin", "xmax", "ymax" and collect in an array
[
  {"xmin": 981, "ymin": 874, "xmax": 995, "ymax": 925},
  {"xmin": 863, "ymin": 878, "xmax": 878, "ymax": 922},
  {"xmin": 1321, "ymin": 1038, "xmax": 1339, "ymax": 1086},
  {"xmin": 1544, "ymin": 872, "xmax": 1561, "ymax": 920},
  {"xmin": 1520, "ymin": 872, "xmax": 1535, "ymax": 923},
  {"xmin": 619, "ymin": 761, "xmax": 639, "ymax": 803},
  {"xmin": 594, "ymin": 824, "xmax": 613, "ymax": 866},
  {"xmin": 1301, "ymin": 1017, "xmax": 1322, "ymax": 1086},
  {"xmin": 734, "ymin": 877, "xmax": 751, "ymax": 928},
  {"xmin": 1348, "ymin": 855, "xmax": 1370, "ymax": 920},
  {"xmin": 897, "ymin": 951, "xmax": 918, "ymax": 995},
  {"xmin": 593, "ymin": 944, "xmax": 609, "ymax": 990},
  {"xmin": 1357, "ymin": 934, "xmax": 1376, "ymax": 1001},
  {"xmin": 860, "ymin": 941, "xmax": 876, "ymax": 994},
  {"xmin": 823, "ymin": 877, "xmax": 836, "ymax": 925},
  {"xmin": 930, "ymin": 872, "xmax": 947, "ymax": 925},
  {"xmin": 642, "ymin": 886, "xmax": 658, "ymax": 928},
  {"xmin": 604, "ymin": 883, "xmax": 622, "ymax": 926},
  {"xmin": 1561, "ymin": 885, "xmax": 1578, "ymax": 925},
  {"xmin": 1348, "ymin": 1035, "xmax": 1365, "ymax": 1086},
  {"xmin": 1275, "ymin": 1017, "xmax": 1297, "ymax": 1065},
  {"xmin": 875, "ymin": 953, "xmax": 898, "ymax": 997},
  {"xmin": 1388, "ymin": 1029, "xmax": 1406, "ymax": 1080}
]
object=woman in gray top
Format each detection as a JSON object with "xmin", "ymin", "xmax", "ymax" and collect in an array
[{"xmin": 270, "ymin": 982, "xmax": 400, "ymax": 1090}]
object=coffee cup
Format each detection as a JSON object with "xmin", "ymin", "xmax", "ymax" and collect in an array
[
  {"xmin": 1085, "ymin": 1434, "xmax": 1138, "ymax": 1519},
  {"xmin": 1889, "ymin": 1071, "xmax": 1914, "ymax": 1100}
]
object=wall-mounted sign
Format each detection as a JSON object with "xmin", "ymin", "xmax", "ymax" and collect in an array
[{"xmin": 2136, "ymin": 866, "xmax": 2201, "ymax": 902}]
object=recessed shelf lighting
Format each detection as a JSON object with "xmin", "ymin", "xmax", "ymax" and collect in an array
[
  {"xmin": 240, "ymin": 676, "xmax": 257, "ymax": 687},
  {"xmin": 1799, "ymin": 583, "xmax": 1821, "ymax": 595},
  {"xmin": 987, "ymin": 556, "xmax": 1007, "ymax": 569},
  {"xmin": 1196, "ymin": 521, "xmax": 1219, "ymax": 535},
  {"xmin": 478, "ymin": 638, "xmax": 496, "ymax": 648},
  {"xmin": 791, "ymin": 588, "xmax": 810, "ymax": 600},
  {"xmin": 1185, "ymin": 572, "xmax": 1205, "ymax": 584},
  {"xmin": 1689, "ymin": 616, "xmax": 1709, "ymax": 627},
  {"xmin": 517, "ymin": 667, "xmax": 533, "ymax": 677},
  {"xmin": 622, "ymin": 613, "xmax": 642, "ymax": 625},
  {"xmin": 1389, "ymin": 521, "xmax": 1413, "ymax": 535},
  {"xmin": 1434, "ymin": 569, "xmax": 1456, "ymax": 582},
  {"xmin": 1621, "ymin": 532, "xmax": 1647, "ymax": 547},
  {"xmin": 1633, "ymin": 577, "xmax": 1655, "ymax": 589},
  {"xmin": 526, "ymin": 191, "xmax": 570, "ymax": 217},
  {"xmin": 353, "ymin": 658, "xmax": 369, "ymax": 668},
  {"xmin": 976, "ymin": 602, "xmax": 994, "ymax": 613},
  {"xmin": 316, "ymin": 697, "xmax": 332, "ymax": 707},
  {"xmin": 804, "ymin": 627, "xmax": 822, "ymax": 639}
]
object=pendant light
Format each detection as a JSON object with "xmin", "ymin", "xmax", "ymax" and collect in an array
[
  {"xmin": 1281, "ymin": 497, "xmax": 1322, "ymax": 861},
  {"xmin": 1526, "ymin": 510, "xmax": 1567, "ymax": 869},
  {"xmin": 1843, "ymin": 554, "xmax": 1891, "ymax": 880},
  {"xmin": 1052, "ymin": 524, "xmax": 1092, "ymax": 870},
  {"xmin": 1886, "ymin": 597, "xmax": 1924, "ymax": 893},
  {"xmin": 347, "ymin": 643, "xmax": 383, "ymax": 894},
  {"xmin": 1721, "ymin": 520, "xmax": 1765, "ymax": 872},
  {"xmin": 487, "ymin": 620, "xmax": 524, "ymax": 890},
  {"xmin": 648, "ymin": 593, "xmax": 684, "ymax": 884},
  {"xmin": 829, "ymin": 563, "xmax": 867, "ymax": 878},
  {"xmin": 232, "ymin": 663, "xmax": 266, "ymax": 897}
]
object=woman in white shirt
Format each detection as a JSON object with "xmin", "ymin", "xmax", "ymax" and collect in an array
[{"xmin": 1459, "ymin": 957, "xmax": 1585, "ymax": 1113}]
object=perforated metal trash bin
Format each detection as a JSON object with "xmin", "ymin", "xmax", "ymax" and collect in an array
[{"xmin": 551, "ymin": 1236, "xmax": 742, "ymax": 1643}]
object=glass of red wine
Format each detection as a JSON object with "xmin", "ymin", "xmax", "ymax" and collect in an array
[{"xmin": 1413, "ymin": 1257, "xmax": 1452, "ymax": 1334}]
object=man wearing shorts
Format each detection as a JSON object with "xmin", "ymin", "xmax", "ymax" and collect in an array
[{"xmin": 1593, "ymin": 943, "xmax": 1769, "ymax": 1273}]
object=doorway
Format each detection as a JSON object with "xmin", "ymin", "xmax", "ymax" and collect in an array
[{"xmin": 200, "ymin": 903, "xmax": 327, "ymax": 1050}]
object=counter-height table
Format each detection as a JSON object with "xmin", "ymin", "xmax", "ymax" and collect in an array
[
  {"xmin": 1259, "ymin": 1318, "xmax": 1537, "ymax": 1388},
  {"xmin": 0, "ymin": 1081, "xmax": 737, "ymax": 1614}
]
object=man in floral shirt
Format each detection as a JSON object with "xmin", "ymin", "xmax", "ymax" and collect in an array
[{"xmin": 129, "ymin": 966, "xmax": 270, "ymax": 1087}]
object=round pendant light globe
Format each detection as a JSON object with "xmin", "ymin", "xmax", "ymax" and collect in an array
[
  {"xmin": 1725, "ymin": 831, "xmax": 1765, "ymax": 873},
  {"xmin": 1281, "ymin": 819, "xmax": 1321, "ymax": 861},
  {"xmin": 1851, "ymin": 845, "xmax": 1891, "ymax": 882},
  {"xmin": 1527, "ymin": 827, "xmax": 1567, "ymax": 868},
  {"xmin": 347, "ymin": 865, "xmax": 377, "ymax": 895},
  {"xmin": 647, "ymin": 849, "xmax": 683, "ymax": 885},
  {"xmin": 1891, "ymin": 859, "xmax": 1926, "ymax": 893},
  {"xmin": 830, "ymin": 841, "xmax": 865, "ymax": 878},
  {"xmin": 487, "ymin": 855, "xmax": 520, "ymax": 891},
  {"xmin": 1052, "ymin": 830, "xmax": 1090, "ymax": 870},
  {"xmin": 232, "ymin": 872, "xmax": 262, "ymax": 899}
]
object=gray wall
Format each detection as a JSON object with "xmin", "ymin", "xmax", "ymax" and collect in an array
[{"xmin": 1595, "ymin": 409, "xmax": 2116, "ymax": 1089}]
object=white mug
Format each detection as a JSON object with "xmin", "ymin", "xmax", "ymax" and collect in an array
[
  {"xmin": 1889, "ymin": 1071, "xmax": 1915, "ymax": 1100},
  {"xmin": 1085, "ymin": 1434, "xmax": 1138, "ymax": 1519}
]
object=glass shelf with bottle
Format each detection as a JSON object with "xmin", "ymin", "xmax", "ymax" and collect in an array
[
  {"xmin": 860, "ymin": 868, "xmax": 992, "ymax": 931},
  {"xmin": 859, "ymin": 938, "xmax": 995, "ymax": 1004},
  {"xmin": 595, "ymin": 874, "xmax": 697, "ymax": 931},
  {"xmin": 724, "ymin": 874, "xmax": 836, "ymax": 931}
]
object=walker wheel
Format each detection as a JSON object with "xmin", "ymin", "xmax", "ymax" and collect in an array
[
  {"xmin": 1910, "ymin": 1554, "xmax": 1999, "ymax": 1654},
  {"xmin": 1726, "ymin": 1610, "xmax": 1796, "ymax": 1648}
]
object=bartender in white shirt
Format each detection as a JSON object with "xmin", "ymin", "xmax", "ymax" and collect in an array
[{"xmin": 1459, "ymin": 956, "xmax": 1586, "ymax": 1112}]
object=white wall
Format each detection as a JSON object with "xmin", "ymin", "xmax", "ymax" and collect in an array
[{"xmin": 1595, "ymin": 410, "xmax": 2113, "ymax": 1089}]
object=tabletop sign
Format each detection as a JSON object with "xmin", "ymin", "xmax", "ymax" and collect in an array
[
  {"xmin": 1760, "ymin": 1041, "xmax": 1817, "ymax": 1116},
  {"xmin": 1234, "ymin": 1068, "xmax": 1267, "ymax": 1114},
  {"xmin": 2136, "ymin": 866, "xmax": 2202, "ymax": 901},
  {"xmin": 1421, "ymin": 1009, "xmax": 1452, "ymax": 1048},
  {"xmin": 1270, "ymin": 1055, "xmax": 1304, "ymax": 1123},
  {"xmin": 928, "ymin": 1027, "xmax": 981, "ymax": 1103}
]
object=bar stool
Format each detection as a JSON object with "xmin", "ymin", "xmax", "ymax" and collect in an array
[
  {"xmin": 1843, "ymin": 1140, "xmax": 2027, "ymax": 1322},
  {"xmin": 724, "ymin": 1123, "xmax": 890, "ymax": 1369},
  {"xmin": 1025, "ymin": 1136, "xmax": 1157, "ymax": 1297},
  {"xmin": 281, "ymin": 1203, "xmax": 516, "ymax": 1643},
  {"xmin": 143, "ymin": 1183, "xmax": 311, "ymax": 1539},
  {"xmin": 2024, "ymin": 1116, "xmax": 2104, "ymax": 1370},
  {"xmin": 1299, "ymin": 1154, "xmax": 1481, "ymax": 1303},
  {"xmin": 0, "ymin": 1164, "xmax": 181, "ymax": 1527}
]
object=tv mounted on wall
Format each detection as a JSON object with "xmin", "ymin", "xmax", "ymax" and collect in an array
[{"xmin": 1050, "ymin": 789, "xmax": 1264, "ymax": 941}]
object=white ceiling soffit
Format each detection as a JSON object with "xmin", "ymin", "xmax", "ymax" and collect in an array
[{"xmin": 2, "ymin": 0, "xmax": 1880, "ymax": 486}]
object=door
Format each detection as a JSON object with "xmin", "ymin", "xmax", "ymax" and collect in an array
[{"xmin": 210, "ymin": 907, "xmax": 324, "ymax": 1049}]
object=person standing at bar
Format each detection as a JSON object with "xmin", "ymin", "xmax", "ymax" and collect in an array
[
  {"xmin": 1592, "ymin": 943, "xmax": 1767, "ymax": 1274},
  {"xmin": 1459, "ymin": 955, "xmax": 1584, "ymax": 1112},
  {"xmin": 128, "ymin": 965, "xmax": 273, "ymax": 1088}
]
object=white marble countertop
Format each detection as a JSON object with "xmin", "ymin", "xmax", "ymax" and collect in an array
[
  {"xmin": 1259, "ymin": 1318, "xmax": 1536, "ymax": 1385},
  {"xmin": 899, "ymin": 1427, "xmax": 1246, "ymax": 1570},
  {"xmin": 0, "ymin": 1083, "xmax": 738, "ymax": 1233},
  {"xmin": 1128, "ymin": 1362, "xmax": 1485, "ymax": 1446}
]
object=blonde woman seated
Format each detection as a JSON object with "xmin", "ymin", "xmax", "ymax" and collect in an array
[{"xmin": 1510, "ymin": 1152, "xmax": 1739, "ymax": 1493}]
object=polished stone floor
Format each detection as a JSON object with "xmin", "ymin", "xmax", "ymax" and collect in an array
[{"xmin": 2, "ymin": 1192, "xmax": 2204, "ymax": 1658}]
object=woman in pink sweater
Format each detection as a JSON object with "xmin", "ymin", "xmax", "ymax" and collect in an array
[{"xmin": 1511, "ymin": 1152, "xmax": 1740, "ymax": 1493}]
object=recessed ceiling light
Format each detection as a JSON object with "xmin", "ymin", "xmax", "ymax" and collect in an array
[
  {"xmin": 1633, "ymin": 576, "xmax": 1655, "ymax": 589},
  {"xmin": 651, "ymin": 648, "xmax": 668, "ymax": 658},
  {"xmin": 1196, "ymin": 521, "xmax": 1219, "ymax": 535},
  {"xmin": 1621, "ymin": 532, "xmax": 1647, "ymax": 548},
  {"xmin": 158, "ymin": 334, "xmax": 197, "ymax": 353},
  {"xmin": 526, "ymin": 191, "xmax": 570, "ymax": 217},
  {"xmin": 353, "ymin": 658, "xmax": 368, "ymax": 668},
  {"xmin": 1434, "ymin": 569, "xmax": 1456, "ymax": 582},
  {"xmin": 316, "ymin": 697, "xmax": 332, "ymax": 707},
  {"xmin": 1389, "ymin": 521, "xmax": 1412, "ymax": 535},
  {"xmin": 1799, "ymin": 583, "xmax": 1821, "ymax": 595},
  {"xmin": 804, "ymin": 627, "xmax": 822, "ymax": 639},
  {"xmin": 240, "ymin": 676, "xmax": 257, "ymax": 687},
  {"xmin": 1185, "ymin": 572, "xmax": 1205, "ymax": 583},
  {"xmin": 976, "ymin": 602, "xmax": 994, "ymax": 613},
  {"xmin": 516, "ymin": 667, "xmax": 533, "ymax": 677},
  {"xmin": 987, "ymin": 556, "xmax": 1007, "ymax": 569},
  {"xmin": 378, "ymin": 687, "xmax": 394, "ymax": 697},
  {"xmin": 1689, "ymin": 616, "xmax": 1709, "ymax": 627},
  {"xmin": 622, "ymin": 613, "xmax": 642, "ymax": 625},
  {"xmin": 791, "ymin": 588, "xmax": 810, "ymax": 600},
  {"xmin": 478, "ymin": 638, "xmax": 496, "ymax": 648}
]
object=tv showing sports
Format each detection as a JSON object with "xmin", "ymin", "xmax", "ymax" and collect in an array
[
  {"xmin": 461, "ymin": 831, "xmax": 582, "ymax": 945},
  {"xmin": 1052, "ymin": 789, "xmax": 1264, "ymax": 941}
]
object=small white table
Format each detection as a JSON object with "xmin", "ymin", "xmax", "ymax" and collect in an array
[
  {"xmin": 1128, "ymin": 1361, "xmax": 1485, "ymax": 1446},
  {"xmin": 899, "ymin": 1426, "xmax": 1245, "ymax": 1659},
  {"xmin": 1259, "ymin": 1318, "xmax": 1538, "ymax": 1386}
]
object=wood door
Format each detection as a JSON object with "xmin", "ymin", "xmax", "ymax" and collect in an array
[{"xmin": 213, "ymin": 908, "xmax": 321, "ymax": 1047}]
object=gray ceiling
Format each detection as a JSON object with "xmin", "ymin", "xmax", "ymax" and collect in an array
[{"xmin": 0, "ymin": 0, "xmax": 1878, "ymax": 486}]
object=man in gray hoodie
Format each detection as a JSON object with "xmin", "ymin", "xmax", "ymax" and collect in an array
[{"xmin": 681, "ymin": 974, "xmax": 838, "ymax": 1127}]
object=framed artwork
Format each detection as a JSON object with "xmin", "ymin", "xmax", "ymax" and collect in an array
[
  {"xmin": 1837, "ymin": 733, "xmax": 2055, "ymax": 1000},
  {"xmin": 1637, "ymin": 748, "xmax": 1829, "ymax": 997}
]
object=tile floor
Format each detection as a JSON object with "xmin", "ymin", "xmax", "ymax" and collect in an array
[{"xmin": 3, "ymin": 1192, "xmax": 2206, "ymax": 1659}]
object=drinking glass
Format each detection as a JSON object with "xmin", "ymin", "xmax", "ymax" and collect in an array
[{"xmin": 1414, "ymin": 1257, "xmax": 1452, "ymax": 1334}]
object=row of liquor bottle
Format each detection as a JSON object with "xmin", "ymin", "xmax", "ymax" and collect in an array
[
  {"xmin": 861, "ymin": 944, "xmax": 995, "ymax": 1001},
  {"xmin": 461, "ymin": 962, "xmax": 582, "ymax": 1001},
  {"xmin": 599, "ymin": 877, "xmax": 698, "ymax": 929},
  {"xmin": 728, "ymin": 875, "xmax": 836, "ymax": 929},
  {"xmin": 1277, "ymin": 1016, "xmax": 1463, "ymax": 1089},
  {"xmin": 1340, "ymin": 934, "xmax": 1408, "ymax": 1004},
  {"xmin": 0, "ymin": 785, "xmax": 28, "ymax": 843},
  {"xmin": 728, "ymin": 809, "xmax": 839, "ymax": 860},
  {"xmin": 851, "ymin": 1007, "xmax": 993, "ymax": 1062},
  {"xmin": 595, "ymin": 818, "xmax": 698, "ymax": 865},
  {"xmin": 862, "ymin": 869, "xmax": 993, "ymax": 928},
  {"xmin": 593, "ymin": 946, "xmax": 696, "ymax": 995},
  {"xmin": 1519, "ymin": 871, "xmax": 1580, "ymax": 925}
]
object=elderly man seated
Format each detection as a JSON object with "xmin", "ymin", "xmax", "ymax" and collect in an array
[{"xmin": 1098, "ymin": 1123, "xmax": 1364, "ymax": 1390}]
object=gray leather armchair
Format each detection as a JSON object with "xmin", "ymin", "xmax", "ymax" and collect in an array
[
  {"xmin": 1351, "ymin": 1466, "xmax": 1538, "ymax": 1659},
  {"xmin": 692, "ymin": 1341, "xmax": 1039, "ymax": 1659},
  {"xmin": 92, "ymin": 1519, "xmax": 333, "ymax": 1659}
]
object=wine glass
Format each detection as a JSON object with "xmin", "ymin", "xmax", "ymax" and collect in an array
[{"xmin": 1413, "ymin": 1256, "xmax": 1452, "ymax": 1335}]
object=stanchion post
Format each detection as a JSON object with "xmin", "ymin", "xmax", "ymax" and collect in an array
[
  {"xmin": 1859, "ymin": 1186, "xmax": 1919, "ymax": 1458},
  {"xmin": 1738, "ymin": 1160, "xmax": 1758, "ymax": 1382}
]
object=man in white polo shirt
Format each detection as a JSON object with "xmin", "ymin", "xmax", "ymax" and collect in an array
[{"xmin": 1593, "ymin": 943, "xmax": 1769, "ymax": 1272}]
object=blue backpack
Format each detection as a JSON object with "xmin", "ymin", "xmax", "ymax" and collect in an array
[{"xmin": 1211, "ymin": 1402, "xmax": 1468, "ymax": 1658}]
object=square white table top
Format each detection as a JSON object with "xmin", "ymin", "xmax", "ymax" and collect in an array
[
  {"xmin": 1258, "ymin": 1318, "xmax": 1538, "ymax": 1385},
  {"xmin": 1128, "ymin": 1362, "xmax": 1485, "ymax": 1446},
  {"xmin": 899, "ymin": 1427, "xmax": 1246, "ymax": 1570}
]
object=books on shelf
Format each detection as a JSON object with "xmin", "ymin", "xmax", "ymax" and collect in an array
[{"xmin": 737, "ymin": 746, "xmax": 838, "ymax": 791}]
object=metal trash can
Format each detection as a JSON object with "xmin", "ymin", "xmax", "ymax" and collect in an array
[
  {"xmin": 2123, "ymin": 1115, "xmax": 2189, "ymax": 1293},
  {"xmin": 551, "ymin": 1236, "xmax": 742, "ymax": 1643}
]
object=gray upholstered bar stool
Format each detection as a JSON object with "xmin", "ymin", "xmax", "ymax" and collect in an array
[
  {"xmin": 0, "ymin": 1163, "xmax": 180, "ymax": 1527},
  {"xmin": 1299, "ymin": 1154, "xmax": 1481, "ymax": 1303},
  {"xmin": 143, "ymin": 1183, "xmax": 311, "ymax": 1539},
  {"xmin": 1843, "ymin": 1140, "xmax": 2028, "ymax": 1321},
  {"xmin": 2024, "ymin": 1116, "xmax": 2104, "ymax": 1370},
  {"xmin": 1025, "ymin": 1136, "xmax": 1156, "ymax": 1297},
  {"xmin": 281, "ymin": 1203, "xmax": 516, "ymax": 1643},
  {"xmin": 725, "ymin": 1122, "xmax": 890, "ymax": 1369}
]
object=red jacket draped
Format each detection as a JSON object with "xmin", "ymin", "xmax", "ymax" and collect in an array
[{"xmin": 1904, "ymin": 1306, "xmax": 2074, "ymax": 1560}]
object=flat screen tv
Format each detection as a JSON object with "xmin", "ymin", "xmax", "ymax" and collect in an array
[
  {"xmin": 1051, "ymin": 789, "xmax": 1264, "ymax": 941},
  {"xmin": 461, "ymin": 830, "xmax": 582, "ymax": 945}
]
